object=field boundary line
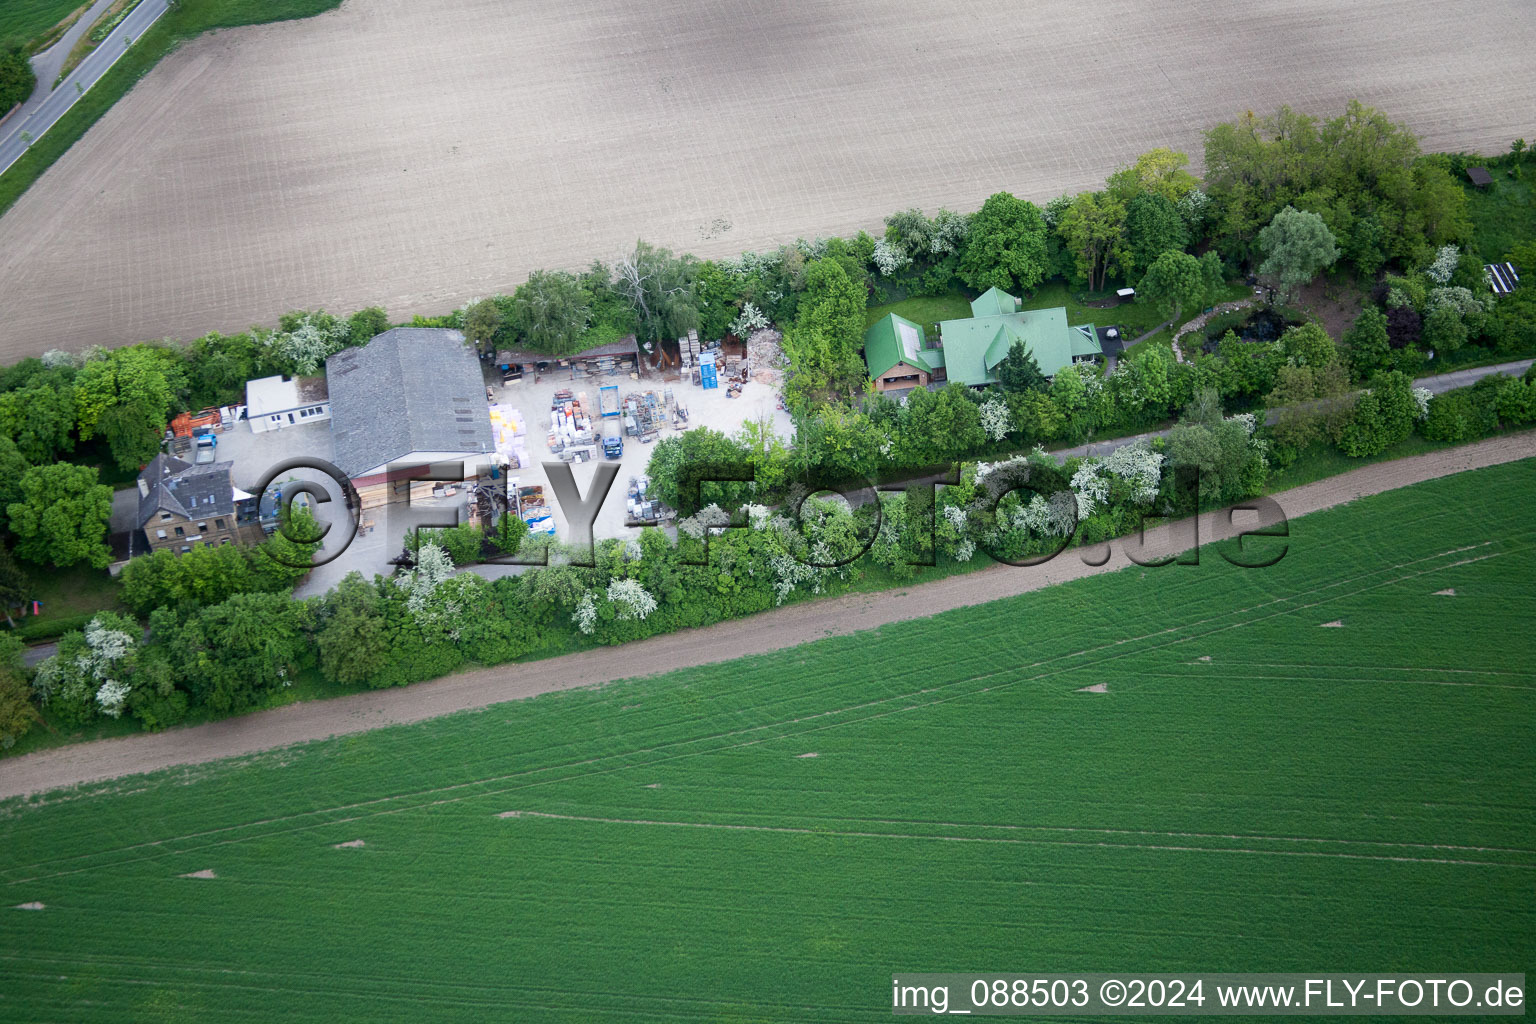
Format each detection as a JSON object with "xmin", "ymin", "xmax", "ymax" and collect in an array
[{"xmin": 498, "ymin": 811, "xmax": 1536, "ymax": 868}]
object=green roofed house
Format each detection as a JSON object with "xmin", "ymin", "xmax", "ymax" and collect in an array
[
  {"xmin": 864, "ymin": 287, "xmax": 1102, "ymax": 393},
  {"xmin": 863, "ymin": 313, "xmax": 947, "ymax": 392}
]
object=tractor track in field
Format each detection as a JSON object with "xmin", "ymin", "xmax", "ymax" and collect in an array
[{"xmin": 0, "ymin": 433, "xmax": 1533, "ymax": 801}]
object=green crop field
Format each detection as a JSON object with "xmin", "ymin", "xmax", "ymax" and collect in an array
[{"xmin": 1, "ymin": 462, "xmax": 1533, "ymax": 1021}]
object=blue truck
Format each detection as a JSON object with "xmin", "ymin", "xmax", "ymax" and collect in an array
[{"xmin": 602, "ymin": 420, "xmax": 624, "ymax": 459}]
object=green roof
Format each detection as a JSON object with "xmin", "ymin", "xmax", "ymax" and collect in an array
[
  {"xmin": 969, "ymin": 286, "xmax": 1021, "ymax": 318},
  {"xmin": 863, "ymin": 313, "xmax": 941, "ymax": 378},
  {"xmin": 936, "ymin": 305, "xmax": 1100, "ymax": 384}
]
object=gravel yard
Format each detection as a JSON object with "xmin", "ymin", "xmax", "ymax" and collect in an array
[{"xmin": 0, "ymin": 0, "xmax": 1531, "ymax": 358}]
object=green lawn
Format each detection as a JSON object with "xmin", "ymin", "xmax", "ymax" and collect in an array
[
  {"xmin": 0, "ymin": 0, "xmax": 345, "ymax": 216},
  {"xmin": 7, "ymin": 561, "xmax": 123, "ymax": 632},
  {"xmin": 0, "ymin": 0, "xmax": 85, "ymax": 52},
  {"xmin": 863, "ymin": 291, "xmax": 973, "ymax": 336},
  {"xmin": 2, "ymin": 462, "xmax": 1531, "ymax": 1021},
  {"xmin": 1464, "ymin": 158, "xmax": 1536, "ymax": 262}
]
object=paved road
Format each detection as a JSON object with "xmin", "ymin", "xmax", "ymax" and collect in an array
[
  {"xmin": 0, "ymin": 0, "xmax": 171, "ymax": 177},
  {"xmin": 1052, "ymin": 358, "xmax": 1536, "ymax": 462},
  {"xmin": 1, "ymin": 431, "xmax": 1532, "ymax": 800}
]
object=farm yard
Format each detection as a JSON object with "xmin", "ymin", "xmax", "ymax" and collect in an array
[
  {"xmin": 2, "ymin": 461, "xmax": 1532, "ymax": 1021},
  {"xmin": 0, "ymin": 0, "xmax": 1534, "ymax": 358}
]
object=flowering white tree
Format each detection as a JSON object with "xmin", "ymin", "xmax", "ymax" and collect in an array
[
  {"xmin": 871, "ymin": 239, "xmax": 911, "ymax": 277},
  {"xmin": 572, "ymin": 592, "xmax": 598, "ymax": 635},
  {"xmin": 606, "ymin": 578, "xmax": 658, "ymax": 621},
  {"xmin": 979, "ymin": 396, "xmax": 1011, "ymax": 442},
  {"xmin": 730, "ymin": 302, "xmax": 771, "ymax": 338},
  {"xmin": 1070, "ymin": 461, "xmax": 1110, "ymax": 520},
  {"xmin": 1426, "ymin": 286, "xmax": 1483, "ymax": 318},
  {"xmin": 96, "ymin": 679, "xmax": 131, "ymax": 718},
  {"xmin": 271, "ymin": 313, "xmax": 352, "ymax": 375},
  {"xmin": 1426, "ymin": 245, "xmax": 1459, "ymax": 285},
  {"xmin": 1412, "ymin": 387, "xmax": 1432, "ymax": 420},
  {"xmin": 1101, "ymin": 442, "xmax": 1166, "ymax": 504},
  {"xmin": 33, "ymin": 614, "xmax": 139, "ymax": 723},
  {"xmin": 928, "ymin": 208, "xmax": 969, "ymax": 254}
]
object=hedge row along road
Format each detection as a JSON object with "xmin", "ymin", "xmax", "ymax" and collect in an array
[
  {"xmin": 2, "ymin": 431, "xmax": 1532, "ymax": 800},
  {"xmin": 0, "ymin": 0, "xmax": 1533, "ymax": 358}
]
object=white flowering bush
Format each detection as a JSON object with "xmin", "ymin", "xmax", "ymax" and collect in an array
[
  {"xmin": 34, "ymin": 613, "xmax": 139, "ymax": 725},
  {"xmin": 979, "ymin": 397, "xmax": 1011, "ymax": 441},
  {"xmin": 1004, "ymin": 491, "xmax": 1077, "ymax": 539},
  {"xmin": 96, "ymin": 679, "xmax": 131, "ymax": 718},
  {"xmin": 270, "ymin": 313, "xmax": 352, "ymax": 375},
  {"xmin": 1178, "ymin": 188, "xmax": 1211, "ymax": 227},
  {"xmin": 730, "ymin": 302, "xmax": 770, "ymax": 338},
  {"xmin": 606, "ymin": 579, "xmax": 658, "ymax": 621},
  {"xmin": 396, "ymin": 543, "xmax": 456, "ymax": 615},
  {"xmin": 1426, "ymin": 286, "xmax": 1483, "ymax": 318},
  {"xmin": 1102, "ymin": 442, "xmax": 1165, "ymax": 504},
  {"xmin": 679, "ymin": 503, "xmax": 732, "ymax": 539},
  {"xmin": 871, "ymin": 239, "xmax": 912, "ymax": 277},
  {"xmin": 1426, "ymin": 245, "xmax": 1459, "ymax": 285},
  {"xmin": 1070, "ymin": 461, "xmax": 1110, "ymax": 520},
  {"xmin": 769, "ymin": 553, "xmax": 824, "ymax": 605},
  {"xmin": 1412, "ymin": 387, "xmax": 1432, "ymax": 420},
  {"xmin": 741, "ymin": 503, "xmax": 773, "ymax": 530},
  {"xmin": 928, "ymin": 208, "xmax": 969, "ymax": 254},
  {"xmin": 572, "ymin": 592, "xmax": 597, "ymax": 635}
]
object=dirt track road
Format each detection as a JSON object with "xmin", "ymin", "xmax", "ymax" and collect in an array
[
  {"xmin": 0, "ymin": 0, "xmax": 1533, "ymax": 357},
  {"xmin": 2, "ymin": 434, "xmax": 1532, "ymax": 800}
]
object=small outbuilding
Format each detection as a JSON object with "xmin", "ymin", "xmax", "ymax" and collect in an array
[{"xmin": 245, "ymin": 375, "xmax": 330, "ymax": 433}]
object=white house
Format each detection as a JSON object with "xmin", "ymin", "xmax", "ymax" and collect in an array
[{"xmin": 245, "ymin": 375, "xmax": 331, "ymax": 433}]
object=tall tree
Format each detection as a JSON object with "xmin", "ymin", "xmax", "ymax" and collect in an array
[
  {"xmin": 1343, "ymin": 306, "xmax": 1392, "ymax": 381},
  {"xmin": 994, "ymin": 342, "xmax": 1047, "ymax": 394},
  {"xmin": 1056, "ymin": 191, "xmax": 1127, "ymax": 291},
  {"xmin": 1137, "ymin": 251, "xmax": 1205, "ymax": 323},
  {"xmin": 510, "ymin": 269, "xmax": 594, "ymax": 354},
  {"xmin": 1122, "ymin": 192, "xmax": 1190, "ymax": 277},
  {"xmin": 0, "ymin": 379, "xmax": 75, "ymax": 464},
  {"xmin": 1257, "ymin": 206, "xmax": 1340, "ymax": 302},
  {"xmin": 74, "ymin": 346, "xmax": 187, "ymax": 470},
  {"xmin": 958, "ymin": 192, "xmax": 1050, "ymax": 293},
  {"xmin": 460, "ymin": 298, "xmax": 504, "ymax": 354},
  {"xmin": 7, "ymin": 463, "xmax": 113, "ymax": 569},
  {"xmin": 613, "ymin": 241, "xmax": 699, "ymax": 343},
  {"xmin": 1106, "ymin": 147, "xmax": 1199, "ymax": 204}
]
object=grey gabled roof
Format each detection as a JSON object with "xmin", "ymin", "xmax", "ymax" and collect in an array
[
  {"xmin": 325, "ymin": 328, "xmax": 494, "ymax": 479},
  {"xmin": 138, "ymin": 454, "xmax": 238, "ymax": 528}
]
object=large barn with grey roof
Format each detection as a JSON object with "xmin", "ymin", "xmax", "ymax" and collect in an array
[{"xmin": 324, "ymin": 328, "xmax": 495, "ymax": 508}]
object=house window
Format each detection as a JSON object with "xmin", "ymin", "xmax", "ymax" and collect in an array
[
  {"xmin": 175, "ymin": 526, "xmax": 184, "ymax": 537},
  {"xmin": 215, "ymin": 518, "xmax": 226, "ymax": 529}
]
